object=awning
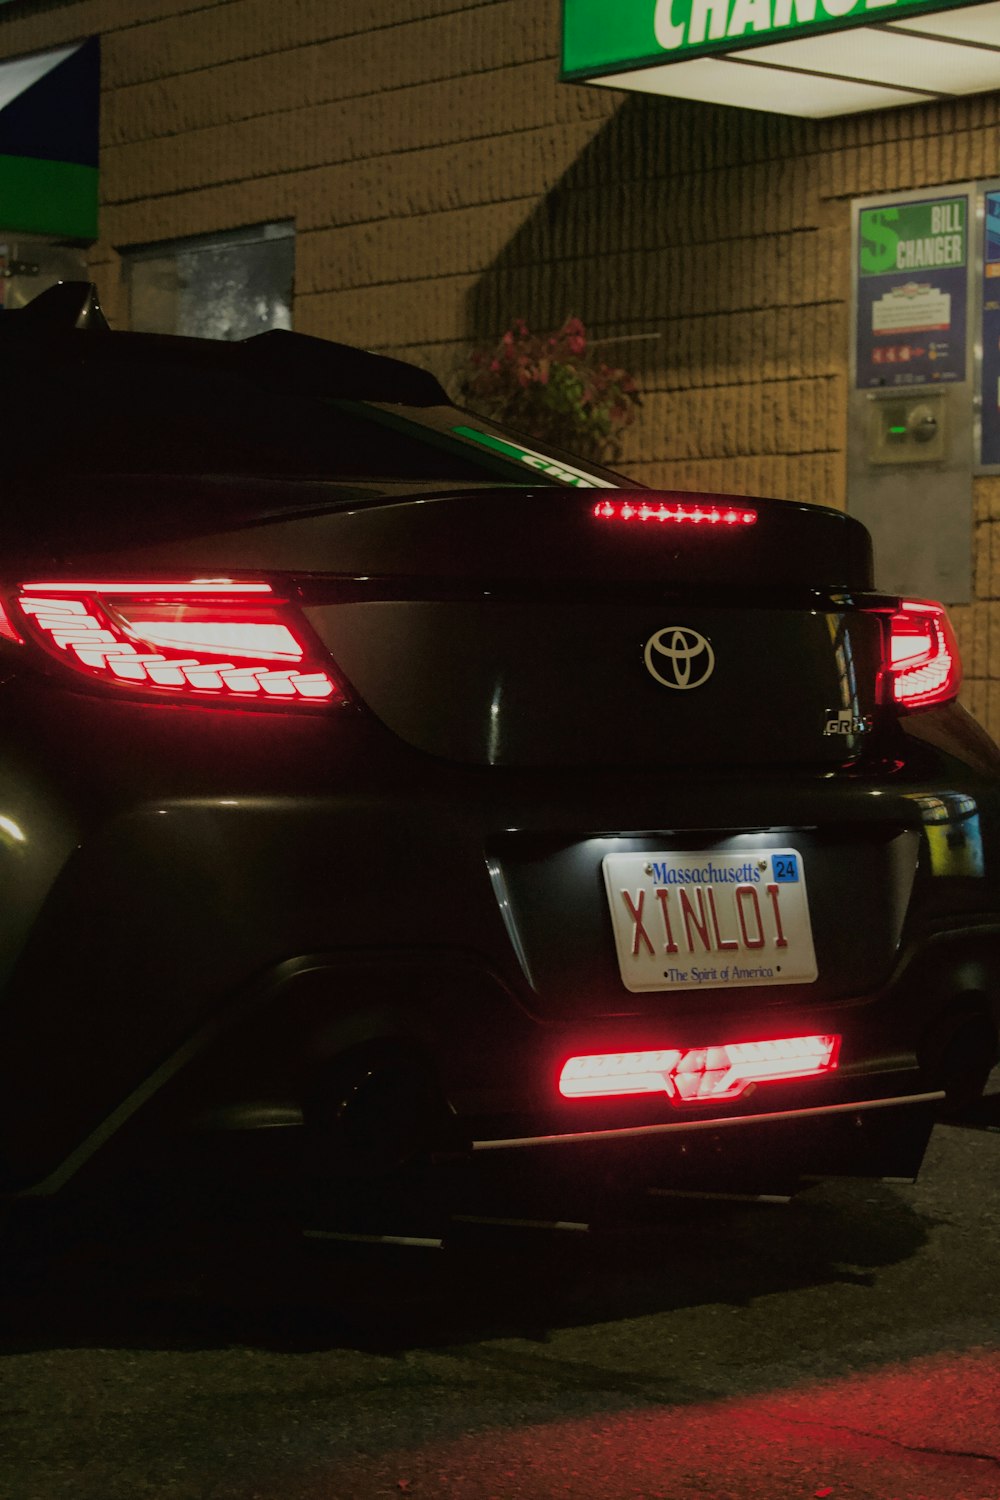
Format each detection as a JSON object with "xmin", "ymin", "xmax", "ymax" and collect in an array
[
  {"xmin": 0, "ymin": 37, "xmax": 99, "ymax": 238},
  {"xmin": 562, "ymin": 0, "xmax": 1000, "ymax": 118}
]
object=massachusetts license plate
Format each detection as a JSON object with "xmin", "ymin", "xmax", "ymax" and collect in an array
[{"xmin": 602, "ymin": 849, "xmax": 818, "ymax": 993}]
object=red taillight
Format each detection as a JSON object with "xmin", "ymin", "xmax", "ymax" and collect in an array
[
  {"xmin": 13, "ymin": 580, "xmax": 341, "ymax": 705},
  {"xmin": 558, "ymin": 1034, "xmax": 841, "ymax": 1103},
  {"xmin": 882, "ymin": 599, "xmax": 961, "ymax": 711},
  {"xmin": 593, "ymin": 499, "xmax": 757, "ymax": 526},
  {"xmin": 0, "ymin": 600, "xmax": 23, "ymax": 643}
]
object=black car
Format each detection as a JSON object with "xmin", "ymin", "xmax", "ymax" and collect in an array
[{"xmin": 0, "ymin": 282, "xmax": 997, "ymax": 1231}]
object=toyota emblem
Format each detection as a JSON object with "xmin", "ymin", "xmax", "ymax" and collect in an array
[{"xmin": 643, "ymin": 626, "xmax": 715, "ymax": 690}]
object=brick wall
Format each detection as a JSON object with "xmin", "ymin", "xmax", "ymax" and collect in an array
[{"xmin": 1, "ymin": 0, "xmax": 997, "ymax": 729}]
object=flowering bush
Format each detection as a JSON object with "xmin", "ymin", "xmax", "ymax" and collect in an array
[{"xmin": 458, "ymin": 316, "xmax": 641, "ymax": 465}]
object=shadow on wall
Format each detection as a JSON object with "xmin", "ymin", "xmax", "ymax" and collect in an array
[{"xmin": 461, "ymin": 92, "xmax": 845, "ymax": 502}]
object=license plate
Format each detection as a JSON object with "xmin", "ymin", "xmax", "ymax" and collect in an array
[{"xmin": 602, "ymin": 848, "xmax": 818, "ymax": 993}]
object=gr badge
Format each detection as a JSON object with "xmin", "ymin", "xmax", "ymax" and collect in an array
[{"xmin": 824, "ymin": 709, "xmax": 873, "ymax": 736}]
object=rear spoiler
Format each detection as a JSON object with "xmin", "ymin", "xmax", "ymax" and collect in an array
[{"xmin": 0, "ymin": 281, "xmax": 449, "ymax": 405}]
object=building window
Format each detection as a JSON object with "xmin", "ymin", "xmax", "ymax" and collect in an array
[
  {"xmin": 0, "ymin": 239, "xmax": 89, "ymax": 310},
  {"xmin": 123, "ymin": 222, "xmax": 294, "ymax": 340}
]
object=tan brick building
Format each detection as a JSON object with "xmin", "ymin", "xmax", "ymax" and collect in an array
[{"xmin": 1, "ymin": 0, "xmax": 998, "ymax": 730}]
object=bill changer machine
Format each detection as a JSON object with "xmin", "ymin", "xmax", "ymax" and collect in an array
[{"xmin": 848, "ymin": 183, "xmax": 1000, "ymax": 605}]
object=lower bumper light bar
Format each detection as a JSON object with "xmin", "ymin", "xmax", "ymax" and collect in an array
[{"xmin": 558, "ymin": 1034, "xmax": 841, "ymax": 1103}]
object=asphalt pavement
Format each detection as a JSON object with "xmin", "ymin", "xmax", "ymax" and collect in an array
[{"xmin": 1, "ymin": 1108, "xmax": 998, "ymax": 1500}]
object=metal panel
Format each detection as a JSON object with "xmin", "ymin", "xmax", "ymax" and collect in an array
[{"xmin": 848, "ymin": 185, "xmax": 975, "ymax": 604}]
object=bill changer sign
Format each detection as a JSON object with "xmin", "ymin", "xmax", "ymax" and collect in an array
[{"xmin": 562, "ymin": 0, "xmax": 984, "ymax": 73}]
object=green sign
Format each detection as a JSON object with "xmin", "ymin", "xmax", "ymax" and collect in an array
[
  {"xmin": 858, "ymin": 198, "xmax": 966, "ymax": 276},
  {"xmin": 563, "ymin": 0, "xmax": 983, "ymax": 75}
]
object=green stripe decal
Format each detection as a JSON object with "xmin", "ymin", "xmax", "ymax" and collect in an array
[{"xmin": 452, "ymin": 425, "xmax": 616, "ymax": 488}]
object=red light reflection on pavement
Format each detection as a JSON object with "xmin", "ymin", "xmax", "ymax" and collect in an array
[{"xmin": 324, "ymin": 1349, "xmax": 1000, "ymax": 1500}]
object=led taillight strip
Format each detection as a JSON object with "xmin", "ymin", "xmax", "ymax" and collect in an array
[
  {"xmin": 20, "ymin": 580, "xmax": 275, "ymax": 594},
  {"xmin": 559, "ymin": 1035, "xmax": 840, "ymax": 1104},
  {"xmin": 15, "ymin": 583, "xmax": 340, "ymax": 704},
  {"xmin": 593, "ymin": 499, "xmax": 757, "ymax": 526}
]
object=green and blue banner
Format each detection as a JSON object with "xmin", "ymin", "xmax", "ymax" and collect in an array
[
  {"xmin": 0, "ymin": 36, "xmax": 99, "ymax": 239},
  {"xmin": 980, "ymin": 191, "xmax": 1000, "ymax": 465}
]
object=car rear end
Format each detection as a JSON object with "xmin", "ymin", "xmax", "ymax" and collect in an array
[{"xmin": 0, "ymin": 294, "xmax": 997, "ymax": 1215}]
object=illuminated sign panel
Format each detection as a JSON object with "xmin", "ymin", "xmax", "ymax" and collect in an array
[
  {"xmin": 979, "ymin": 186, "xmax": 1000, "ymax": 467},
  {"xmin": 856, "ymin": 197, "xmax": 968, "ymax": 386},
  {"xmin": 562, "ymin": 0, "xmax": 1000, "ymax": 117}
]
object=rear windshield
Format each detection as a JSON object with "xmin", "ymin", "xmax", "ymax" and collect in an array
[{"xmin": 5, "ymin": 338, "xmax": 624, "ymax": 491}]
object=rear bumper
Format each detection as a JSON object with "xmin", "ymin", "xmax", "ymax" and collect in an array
[
  {"xmin": 457, "ymin": 913, "xmax": 1000, "ymax": 1157},
  {"xmin": 15, "ymin": 912, "xmax": 998, "ymax": 1200},
  {"xmin": 471, "ymin": 1091, "xmax": 946, "ymax": 1153},
  {"xmin": 1, "ymin": 689, "xmax": 998, "ymax": 1198},
  {"xmin": 454, "ymin": 1092, "xmax": 945, "ymax": 1212}
]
